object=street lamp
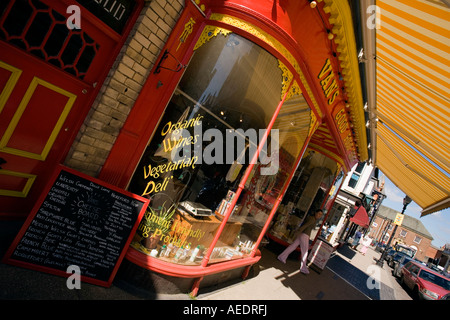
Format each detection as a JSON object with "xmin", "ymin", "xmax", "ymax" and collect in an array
[
  {"xmin": 401, "ymin": 196, "xmax": 412, "ymax": 214},
  {"xmin": 376, "ymin": 195, "xmax": 412, "ymax": 267}
]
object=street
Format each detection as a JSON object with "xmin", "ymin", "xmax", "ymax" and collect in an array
[{"xmin": 0, "ymin": 219, "xmax": 413, "ymax": 300}]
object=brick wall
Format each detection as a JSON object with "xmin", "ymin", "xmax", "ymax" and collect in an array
[
  {"xmin": 369, "ymin": 216, "xmax": 432, "ymax": 261},
  {"xmin": 397, "ymin": 230, "xmax": 432, "ymax": 261},
  {"xmin": 64, "ymin": 0, "xmax": 184, "ymax": 177}
]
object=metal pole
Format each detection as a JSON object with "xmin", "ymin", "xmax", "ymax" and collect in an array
[
  {"xmin": 376, "ymin": 195, "xmax": 411, "ymax": 267},
  {"xmin": 201, "ymin": 81, "xmax": 292, "ymax": 267}
]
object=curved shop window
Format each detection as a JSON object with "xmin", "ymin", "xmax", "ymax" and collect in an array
[
  {"xmin": 317, "ymin": 169, "xmax": 345, "ymax": 242},
  {"xmin": 270, "ymin": 149, "xmax": 340, "ymax": 244},
  {"xmin": 128, "ymin": 32, "xmax": 312, "ymax": 266}
]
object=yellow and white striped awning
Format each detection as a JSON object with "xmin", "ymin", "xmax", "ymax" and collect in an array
[{"xmin": 374, "ymin": 0, "xmax": 450, "ymax": 216}]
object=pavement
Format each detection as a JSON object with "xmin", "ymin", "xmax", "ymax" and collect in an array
[
  {"xmin": 196, "ymin": 241, "xmax": 412, "ymax": 301},
  {"xmin": 0, "ymin": 220, "xmax": 412, "ymax": 301}
]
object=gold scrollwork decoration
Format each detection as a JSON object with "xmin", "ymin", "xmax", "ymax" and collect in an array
[
  {"xmin": 177, "ymin": 17, "xmax": 196, "ymax": 51},
  {"xmin": 194, "ymin": 25, "xmax": 232, "ymax": 50},
  {"xmin": 286, "ymin": 80, "xmax": 302, "ymax": 101},
  {"xmin": 278, "ymin": 60, "xmax": 294, "ymax": 100}
]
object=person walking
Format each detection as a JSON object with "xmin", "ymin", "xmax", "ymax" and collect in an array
[
  {"xmin": 359, "ymin": 235, "xmax": 371, "ymax": 255},
  {"xmin": 277, "ymin": 209, "xmax": 323, "ymax": 274},
  {"xmin": 351, "ymin": 229, "xmax": 362, "ymax": 250}
]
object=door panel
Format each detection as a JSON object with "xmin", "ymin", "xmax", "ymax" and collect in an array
[
  {"xmin": 0, "ymin": 169, "xmax": 36, "ymax": 198},
  {"xmin": 0, "ymin": 0, "xmax": 142, "ymax": 217},
  {"xmin": 0, "ymin": 77, "xmax": 76, "ymax": 160},
  {"xmin": 0, "ymin": 60, "xmax": 21, "ymax": 113},
  {"xmin": 0, "ymin": 42, "xmax": 89, "ymax": 216}
]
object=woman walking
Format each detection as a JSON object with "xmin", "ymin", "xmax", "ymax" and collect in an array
[{"xmin": 277, "ymin": 209, "xmax": 323, "ymax": 274}]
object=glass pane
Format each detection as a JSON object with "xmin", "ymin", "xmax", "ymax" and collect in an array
[
  {"xmin": 270, "ymin": 149, "xmax": 339, "ymax": 243},
  {"xmin": 319, "ymin": 169, "xmax": 344, "ymax": 241},
  {"xmin": 0, "ymin": 1, "xmax": 98, "ymax": 80},
  {"xmin": 348, "ymin": 173, "xmax": 360, "ymax": 188},
  {"xmin": 217, "ymin": 93, "xmax": 312, "ymax": 249},
  {"xmin": 128, "ymin": 32, "xmax": 312, "ymax": 266},
  {"xmin": 354, "ymin": 162, "xmax": 365, "ymax": 173}
]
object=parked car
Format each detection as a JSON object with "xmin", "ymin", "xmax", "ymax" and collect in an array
[
  {"xmin": 384, "ymin": 248, "xmax": 396, "ymax": 263},
  {"xmin": 392, "ymin": 256, "xmax": 425, "ymax": 277},
  {"xmin": 395, "ymin": 244, "xmax": 415, "ymax": 258},
  {"xmin": 389, "ymin": 251, "xmax": 411, "ymax": 268},
  {"xmin": 400, "ymin": 261, "xmax": 450, "ymax": 300},
  {"xmin": 392, "ymin": 255, "xmax": 414, "ymax": 277},
  {"xmin": 441, "ymin": 293, "xmax": 450, "ymax": 300}
]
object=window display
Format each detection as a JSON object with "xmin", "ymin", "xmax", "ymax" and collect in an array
[
  {"xmin": 318, "ymin": 169, "xmax": 344, "ymax": 242},
  {"xmin": 269, "ymin": 150, "xmax": 339, "ymax": 244},
  {"xmin": 127, "ymin": 31, "xmax": 312, "ymax": 266}
]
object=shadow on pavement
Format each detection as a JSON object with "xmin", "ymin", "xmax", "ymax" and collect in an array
[
  {"xmin": 326, "ymin": 255, "xmax": 380, "ymax": 300},
  {"xmin": 336, "ymin": 244, "xmax": 357, "ymax": 260},
  {"xmin": 258, "ymin": 241, "xmax": 370, "ymax": 300},
  {"xmin": 326, "ymin": 246, "xmax": 396, "ymax": 300}
]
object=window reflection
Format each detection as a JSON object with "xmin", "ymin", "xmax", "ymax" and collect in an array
[
  {"xmin": 128, "ymin": 32, "xmax": 312, "ymax": 265},
  {"xmin": 270, "ymin": 150, "xmax": 339, "ymax": 243}
]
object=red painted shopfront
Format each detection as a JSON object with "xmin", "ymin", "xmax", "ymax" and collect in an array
[
  {"xmin": 98, "ymin": 0, "xmax": 366, "ymax": 295},
  {"xmin": 1, "ymin": 0, "xmax": 367, "ymax": 296}
]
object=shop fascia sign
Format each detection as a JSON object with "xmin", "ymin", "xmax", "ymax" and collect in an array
[
  {"xmin": 318, "ymin": 58, "xmax": 355, "ymax": 157},
  {"xmin": 318, "ymin": 58, "xmax": 340, "ymax": 106}
]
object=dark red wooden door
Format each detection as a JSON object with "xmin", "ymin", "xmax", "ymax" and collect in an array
[{"xmin": 0, "ymin": 0, "xmax": 141, "ymax": 217}]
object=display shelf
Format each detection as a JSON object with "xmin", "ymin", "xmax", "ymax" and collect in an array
[{"xmin": 172, "ymin": 208, "xmax": 242, "ymax": 248}]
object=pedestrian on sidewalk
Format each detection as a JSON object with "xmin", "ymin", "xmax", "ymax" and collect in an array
[
  {"xmin": 359, "ymin": 235, "xmax": 371, "ymax": 255},
  {"xmin": 277, "ymin": 209, "xmax": 323, "ymax": 274},
  {"xmin": 351, "ymin": 228, "xmax": 362, "ymax": 250}
]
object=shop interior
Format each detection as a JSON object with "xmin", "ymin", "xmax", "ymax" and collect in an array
[
  {"xmin": 126, "ymin": 32, "xmax": 314, "ymax": 266},
  {"xmin": 269, "ymin": 149, "xmax": 340, "ymax": 245}
]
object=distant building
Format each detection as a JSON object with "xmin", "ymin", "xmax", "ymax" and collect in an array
[
  {"xmin": 326, "ymin": 161, "xmax": 385, "ymax": 246},
  {"xmin": 368, "ymin": 205, "xmax": 433, "ymax": 261},
  {"xmin": 426, "ymin": 244, "xmax": 450, "ymax": 273}
]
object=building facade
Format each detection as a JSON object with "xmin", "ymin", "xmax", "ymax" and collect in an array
[
  {"xmin": 324, "ymin": 160, "xmax": 385, "ymax": 246},
  {"xmin": 368, "ymin": 205, "xmax": 433, "ymax": 262},
  {"xmin": 1, "ymin": 0, "xmax": 371, "ymax": 294}
]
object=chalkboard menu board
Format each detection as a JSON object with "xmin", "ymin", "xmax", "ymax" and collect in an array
[{"xmin": 3, "ymin": 166, "xmax": 148, "ymax": 287}]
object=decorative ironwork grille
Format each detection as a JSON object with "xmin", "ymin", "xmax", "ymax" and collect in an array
[{"xmin": 0, "ymin": 0, "xmax": 99, "ymax": 80}]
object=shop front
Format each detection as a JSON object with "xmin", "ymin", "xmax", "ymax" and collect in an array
[
  {"xmin": 122, "ymin": 28, "xmax": 317, "ymax": 295},
  {"xmin": 97, "ymin": 0, "xmax": 366, "ymax": 295},
  {"xmin": 1, "ymin": 0, "xmax": 367, "ymax": 296}
]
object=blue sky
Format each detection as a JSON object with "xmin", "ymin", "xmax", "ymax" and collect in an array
[{"xmin": 380, "ymin": 173, "xmax": 449, "ymax": 249}]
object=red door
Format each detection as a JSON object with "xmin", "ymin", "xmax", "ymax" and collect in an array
[
  {"xmin": 0, "ymin": 0, "xmax": 141, "ymax": 217},
  {"xmin": 0, "ymin": 42, "xmax": 90, "ymax": 217}
]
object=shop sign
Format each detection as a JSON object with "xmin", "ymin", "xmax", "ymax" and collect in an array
[
  {"xmin": 393, "ymin": 213, "xmax": 404, "ymax": 226},
  {"xmin": 308, "ymin": 239, "xmax": 335, "ymax": 272},
  {"xmin": 318, "ymin": 58, "xmax": 340, "ymax": 105},
  {"xmin": 332, "ymin": 104, "xmax": 354, "ymax": 154},
  {"xmin": 3, "ymin": 166, "xmax": 148, "ymax": 287},
  {"xmin": 75, "ymin": 0, "xmax": 136, "ymax": 34}
]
